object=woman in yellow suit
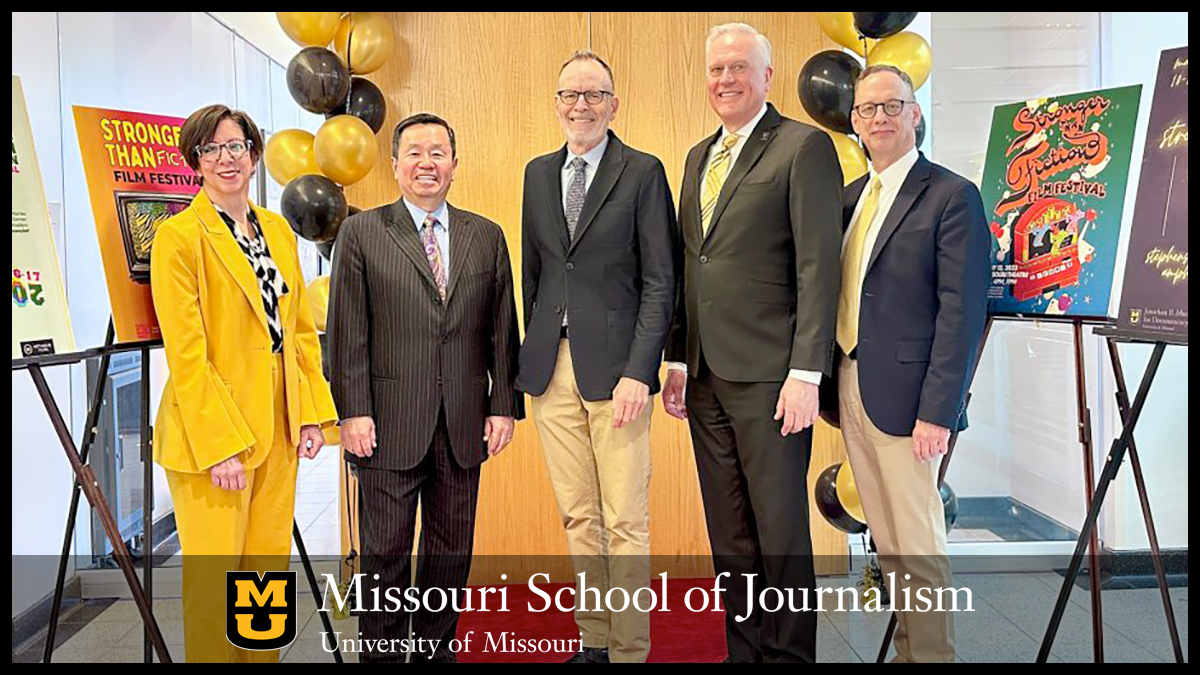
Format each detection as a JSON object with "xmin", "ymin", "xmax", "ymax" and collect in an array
[{"xmin": 151, "ymin": 104, "xmax": 338, "ymax": 662}]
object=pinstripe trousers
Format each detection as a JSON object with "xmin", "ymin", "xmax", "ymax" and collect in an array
[{"xmin": 356, "ymin": 407, "xmax": 480, "ymax": 663}]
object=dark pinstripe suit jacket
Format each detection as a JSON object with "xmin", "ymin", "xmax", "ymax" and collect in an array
[{"xmin": 327, "ymin": 199, "xmax": 524, "ymax": 471}]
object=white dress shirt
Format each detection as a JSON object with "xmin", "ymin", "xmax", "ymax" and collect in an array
[
  {"xmin": 404, "ymin": 198, "xmax": 450, "ymax": 276},
  {"xmin": 843, "ymin": 147, "xmax": 920, "ymax": 289},
  {"xmin": 561, "ymin": 134, "xmax": 609, "ymax": 214}
]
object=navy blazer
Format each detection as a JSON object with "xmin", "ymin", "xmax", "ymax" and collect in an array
[{"xmin": 822, "ymin": 154, "xmax": 990, "ymax": 436}]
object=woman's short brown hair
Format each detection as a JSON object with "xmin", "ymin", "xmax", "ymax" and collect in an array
[{"xmin": 178, "ymin": 104, "xmax": 264, "ymax": 172}]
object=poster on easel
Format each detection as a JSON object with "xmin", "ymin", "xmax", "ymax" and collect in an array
[
  {"xmin": 981, "ymin": 85, "xmax": 1142, "ymax": 319},
  {"xmin": 73, "ymin": 105, "xmax": 200, "ymax": 343},
  {"xmin": 12, "ymin": 76, "xmax": 75, "ymax": 359},
  {"xmin": 1113, "ymin": 47, "xmax": 1188, "ymax": 344}
]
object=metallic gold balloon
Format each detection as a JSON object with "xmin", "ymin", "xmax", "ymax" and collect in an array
[
  {"xmin": 867, "ymin": 31, "xmax": 933, "ymax": 91},
  {"xmin": 828, "ymin": 132, "xmax": 869, "ymax": 185},
  {"xmin": 835, "ymin": 461, "xmax": 868, "ymax": 525},
  {"xmin": 277, "ymin": 12, "xmax": 341, "ymax": 48},
  {"xmin": 815, "ymin": 11, "xmax": 877, "ymax": 59},
  {"xmin": 333, "ymin": 12, "xmax": 395, "ymax": 75},
  {"xmin": 264, "ymin": 129, "xmax": 321, "ymax": 187},
  {"xmin": 307, "ymin": 275, "xmax": 331, "ymax": 333},
  {"xmin": 314, "ymin": 115, "xmax": 379, "ymax": 186}
]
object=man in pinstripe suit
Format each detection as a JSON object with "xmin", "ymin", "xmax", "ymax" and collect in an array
[{"xmin": 327, "ymin": 113, "xmax": 524, "ymax": 663}]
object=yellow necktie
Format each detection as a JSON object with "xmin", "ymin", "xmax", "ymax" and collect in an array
[
  {"xmin": 700, "ymin": 133, "xmax": 740, "ymax": 236},
  {"xmin": 837, "ymin": 176, "xmax": 882, "ymax": 354}
]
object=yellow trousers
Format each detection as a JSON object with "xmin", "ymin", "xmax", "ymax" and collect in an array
[{"xmin": 164, "ymin": 356, "xmax": 298, "ymax": 663}]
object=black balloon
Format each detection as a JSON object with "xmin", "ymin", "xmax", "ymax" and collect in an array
[
  {"xmin": 915, "ymin": 114, "xmax": 927, "ymax": 149},
  {"xmin": 281, "ymin": 174, "xmax": 348, "ymax": 243},
  {"xmin": 287, "ymin": 47, "xmax": 351, "ymax": 115},
  {"xmin": 940, "ymin": 482, "xmax": 959, "ymax": 534},
  {"xmin": 316, "ymin": 206, "xmax": 360, "ymax": 260},
  {"xmin": 853, "ymin": 12, "xmax": 918, "ymax": 39},
  {"xmin": 328, "ymin": 78, "xmax": 388, "ymax": 135},
  {"xmin": 815, "ymin": 465, "xmax": 868, "ymax": 535},
  {"xmin": 798, "ymin": 50, "xmax": 862, "ymax": 135}
]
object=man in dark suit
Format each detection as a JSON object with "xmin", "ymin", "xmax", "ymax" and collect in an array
[
  {"xmin": 516, "ymin": 51, "xmax": 676, "ymax": 664},
  {"xmin": 662, "ymin": 24, "xmax": 843, "ymax": 664},
  {"xmin": 826, "ymin": 64, "xmax": 990, "ymax": 663},
  {"xmin": 327, "ymin": 113, "xmax": 523, "ymax": 663}
]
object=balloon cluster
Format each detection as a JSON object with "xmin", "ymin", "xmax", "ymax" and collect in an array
[
  {"xmin": 802, "ymin": 13, "xmax": 932, "ymax": 185},
  {"xmin": 816, "ymin": 462, "xmax": 959, "ymax": 535},
  {"xmin": 269, "ymin": 12, "xmax": 396, "ymax": 264}
]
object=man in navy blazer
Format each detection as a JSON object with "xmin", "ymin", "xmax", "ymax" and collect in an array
[{"xmin": 824, "ymin": 64, "xmax": 989, "ymax": 663}]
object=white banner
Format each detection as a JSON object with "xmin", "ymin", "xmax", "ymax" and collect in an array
[{"xmin": 12, "ymin": 75, "xmax": 74, "ymax": 359}]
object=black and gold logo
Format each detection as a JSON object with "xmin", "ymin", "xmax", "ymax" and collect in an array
[{"xmin": 226, "ymin": 571, "xmax": 297, "ymax": 650}]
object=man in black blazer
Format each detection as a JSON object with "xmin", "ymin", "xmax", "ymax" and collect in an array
[
  {"xmin": 327, "ymin": 113, "xmax": 523, "ymax": 663},
  {"xmin": 826, "ymin": 65, "xmax": 990, "ymax": 663},
  {"xmin": 662, "ymin": 24, "xmax": 843, "ymax": 664},
  {"xmin": 517, "ymin": 51, "xmax": 676, "ymax": 664}
]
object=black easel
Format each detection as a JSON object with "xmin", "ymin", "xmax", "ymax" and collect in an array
[
  {"xmin": 17, "ymin": 324, "xmax": 342, "ymax": 663},
  {"xmin": 1037, "ymin": 328, "xmax": 1186, "ymax": 663}
]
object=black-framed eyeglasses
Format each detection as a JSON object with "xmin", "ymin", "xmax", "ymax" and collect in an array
[
  {"xmin": 195, "ymin": 139, "xmax": 252, "ymax": 162},
  {"xmin": 556, "ymin": 90, "xmax": 613, "ymax": 106},
  {"xmin": 852, "ymin": 99, "xmax": 914, "ymax": 119}
]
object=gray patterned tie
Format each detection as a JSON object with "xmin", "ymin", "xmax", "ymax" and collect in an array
[
  {"xmin": 563, "ymin": 157, "xmax": 588, "ymax": 329},
  {"xmin": 565, "ymin": 156, "xmax": 588, "ymax": 241}
]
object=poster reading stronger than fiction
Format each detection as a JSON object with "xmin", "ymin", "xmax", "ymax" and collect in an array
[
  {"xmin": 1114, "ymin": 47, "xmax": 1188, "ymax": 343},
  {"xmin": 981, "ymin": 85, "xmax": 1142, "ymax": 318},
  {"xmin": 73, "ymin": 105, "xmax": 199, "ymax": 343}
]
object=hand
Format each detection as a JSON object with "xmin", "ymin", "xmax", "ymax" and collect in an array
[
  {"xmin": 298, "ymin": 424, "xmax": 325, "ymax": 459},
  {"xmin": 341, "ymin": 416, "xmax": 376, "ymax": 459},
  {"xmin": 484, "ymin": 416, "xmax": 515, "ymax": 456},
  {"xmin": 612, "ymin": 377, "xmax": 650, "ymax": 429},
  {"xmin": 913, "ymin": 420, "xmax": 951, "ymax": 464},
  {"xmin": 663, "ymin": 369, "xmax": 688, "ymax": 420},
  {"xmin": 210, "ymin": 456, "xmax": 246, "ymax": 491},
  {"xmin": 774, "ymin": 379, "xmax": 819, "ymax": 436}
]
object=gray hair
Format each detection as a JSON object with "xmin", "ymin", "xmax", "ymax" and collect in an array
[
  {"xmin": 560, "ymin": 50, "xmax": 615, "ymax": 91},
  {"xmin": 706, "ymin": 23, "xmax": 772, "ymax": 69},
  {"xmin": 856, "ymin": 64, "xmax": 916, "ymax": 100}
]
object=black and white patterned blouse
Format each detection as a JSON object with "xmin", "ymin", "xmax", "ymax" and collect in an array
[{"xmin": 216, "ymin": 207, "xmax": 289, "ymax": 353}]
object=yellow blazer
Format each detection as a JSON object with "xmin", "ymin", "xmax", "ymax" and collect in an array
[{"xmin": 150, "ymin": 189, "xmax": 338, "ymax": 473}]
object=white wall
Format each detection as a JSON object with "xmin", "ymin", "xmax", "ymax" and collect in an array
[{"xmin": 11, "ymin": 11, "xmax": 320, "ymax": 620}]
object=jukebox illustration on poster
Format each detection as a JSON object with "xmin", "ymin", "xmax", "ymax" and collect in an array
[{"xmin": 980, "ymin": 85, "xmax": 1141, "ymax": 318}]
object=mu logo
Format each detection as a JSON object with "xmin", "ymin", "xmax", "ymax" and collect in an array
[{"xmin": 226, "ymin": 571, "xmax": 297, "ymax": 650}]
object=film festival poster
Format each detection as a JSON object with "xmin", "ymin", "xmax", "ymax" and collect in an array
[
  {"xmin": 73, "ymin": 105, "xmax": 201, "ymax": 343},
  {"xmin": 981, "ymin": 84, "xmax": 1142, "ymax": 319},
  {"xmin": 12, "ymin": 76, "xmax": 75, "ymax": 359},
  {"xmin": 1114, "ymin": 46, "xmax": 1188, "ymax": 343}
]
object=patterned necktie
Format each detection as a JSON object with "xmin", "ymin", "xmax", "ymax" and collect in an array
[
  {"xmin": 700, "ymin": 133, "xmax": 741, "ymax": 236},
  {"xmin": 421, "ymin": 214, "xmax": 448, "ymax": 302},
  {"xmin": 565, "ymin": 156, "xmax": 588, "ymax": 241},
  {"xmin": 837, "ymin": 176, "xmax": 883, "ymax": 354}
]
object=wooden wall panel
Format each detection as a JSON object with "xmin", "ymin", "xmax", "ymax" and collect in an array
[{"xmin": 340, "ymin": 12, "xmax": 849, "ymax": 584}]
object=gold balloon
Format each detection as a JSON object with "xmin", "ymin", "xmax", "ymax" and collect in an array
[
  {"xmin": 307, "ymin": 275, "xmax": 331, "ymax": 333},
  {"xmin": 264, "ymin": 129, "xmax": 321, "ymax": 187},
  {"xmin": 868, "ymin": 31, "xmax": 933, "ymax": 91},
  {"xmin": 828, "ymin": 132, "xmax": 869, "ymax": 185},
  {"xmin": 836, "ymin": 462, "xmax": 868, "ymax": 525},
  {"xmin": 314, "ymin": 115, "xmax": 379, "ymax": 186},
  {"xmin": 814, "ymin": 11, "xmax": 877, "ymax": 58},
  {"xmin": 276, "ymin": 12, "xmax": 341, "ymax": 48},
  {"xmin": 333, "ymin": 12, "xmax": 395, "ymax": 75}
]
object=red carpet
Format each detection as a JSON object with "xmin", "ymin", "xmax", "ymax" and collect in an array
[{"xmin": 455, "ymin": 579, "xmax": 729, "ymax": 663}]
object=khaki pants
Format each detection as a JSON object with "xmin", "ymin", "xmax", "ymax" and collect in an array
[
  {"xmin": 838, "ymin": 358, "xmax": 955, "ymax": 663},
  {"xmin": 531, "ymin": 339, "xmax": 652, "ymax": 663}
]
